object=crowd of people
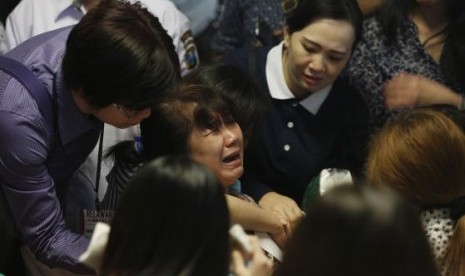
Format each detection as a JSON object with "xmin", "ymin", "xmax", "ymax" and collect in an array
[{"xmin": 1, "ymin": 0, "xmax": 464, "ymax": 275}]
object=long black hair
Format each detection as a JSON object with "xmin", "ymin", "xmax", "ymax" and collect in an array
[{"xmin": 101, "ymin": 156, "xmax": 230, "ymax": 276}]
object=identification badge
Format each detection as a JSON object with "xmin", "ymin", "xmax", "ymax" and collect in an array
[{"xmin": 80, "ymin": 209, "xmax": 114, "ymax": 238}]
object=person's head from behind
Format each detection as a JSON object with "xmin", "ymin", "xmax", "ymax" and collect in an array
[
  {"xmin": 282, "ymin": 0, "xmax": 363, "ymax": 96},
  {"xmin": 275, "ymin": 185, "xmax": 439, "ymax": 276},
  {"xmin": 366, "ymin": 108, "xmax": 465, "ymax": 274},
  {"xmin": 183, "ymin": 63, "xmax": 268, "ymax": 145},
  {"xmin": 141, "ymin": 84, "xmax": 244, "ymax": 188},
  {"xmin": 100, "ymin": 156, "xmax": 230, "ymax": 276},
  {"xmin": 63, "ymin": 0, "xmax": 180, "ymax": 128},
  {"xmin": 366, "ymin": 108, "xmax": 465, "ymax": 206}
]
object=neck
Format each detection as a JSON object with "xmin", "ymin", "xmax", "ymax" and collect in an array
[
  {"xmin": 410, "ymin": 4, "xmax": 448, "ymax": 33},
  {"xmin": 71, "ymin": 89, "xmax": 94, "ymax": 115}
]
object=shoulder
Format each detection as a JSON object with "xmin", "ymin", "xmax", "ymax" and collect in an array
[
  {"xmin": 5, "ymin": 27, "xmax": 70, "ymax": 92},
  {"xmin": 331, "ymin": 78, "xmax": 366, "ymax": 106},
  {"xmin": 223, "ymin": 46, "xmax": 270, "ymax": 71}
]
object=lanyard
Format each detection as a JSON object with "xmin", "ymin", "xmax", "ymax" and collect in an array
[{"xmin": 94, "ymin": 127, "xmax": 104, "ymax": 211}]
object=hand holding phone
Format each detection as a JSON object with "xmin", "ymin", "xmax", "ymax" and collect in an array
[
  {"xmin": 230, "ymin": 224, "xmax": 253, "ymax": 254},
  {"xmin": 230, "ymin": 228, "xmax": 274, "ymax": 276}
]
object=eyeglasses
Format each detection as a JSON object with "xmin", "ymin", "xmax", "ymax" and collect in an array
[{"xmin": 113, "ymin": 103, "xmax": 138, "ymax": 119}]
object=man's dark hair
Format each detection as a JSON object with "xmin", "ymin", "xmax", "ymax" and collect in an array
[{"xmin": 62, "ymin": 0, "xmax": 180, "ymax": 110}]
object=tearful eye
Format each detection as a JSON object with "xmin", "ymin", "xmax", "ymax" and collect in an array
[
  {"xmin": 304, "ymin": 46, "xmax": 317, "ymax": 53},
  {"xmin": 329, "ymin": 55, "xmax": 344, "ymax": 62},
  {"xmin": 201, "ymin": 128, "xmax": 217, "ymax": 136}
]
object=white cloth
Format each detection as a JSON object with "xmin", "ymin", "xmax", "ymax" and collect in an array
[
  {"xmin": 318, "ymin": 168, "xmax": 353, "ymax": 195},
  {"xmin": 265, "ymin": 41, "xmax": 332, "ymax": 115},
  {"xmin": 0, "ymin": 0, "xmax": 198, "ymax": 75},
  {"xmin": 0, "ymin": 22, "xmax": 5, "ymax": 55},
  {"xmin": 79, "ymin": 222, "xmax": 110, "ymax": 274},
  {"xmin": 170, "ymin": 0, "xmax": 217, "ymax": 35}
]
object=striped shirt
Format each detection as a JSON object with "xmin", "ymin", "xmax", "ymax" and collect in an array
[{"xmin": 0, "ymin": 27, "xmax": 102, "ymax": 273}]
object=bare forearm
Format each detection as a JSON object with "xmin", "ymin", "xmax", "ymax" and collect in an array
[
  {"xmin": 226, "ymin": 195, "xmax": 282, "ymax": 234},
  {"xmin": 418, "ymin": 77, "xmax": 461, "ymax": 107}
]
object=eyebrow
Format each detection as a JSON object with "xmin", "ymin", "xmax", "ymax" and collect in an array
[{"xmin": 302, "ymin": 38, "xmax": 348, "ymax": 55}]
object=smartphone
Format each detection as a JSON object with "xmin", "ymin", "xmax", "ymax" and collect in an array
[{"xmin": 229, "ymin": 224, "xmax": 252, "ymax": 254}]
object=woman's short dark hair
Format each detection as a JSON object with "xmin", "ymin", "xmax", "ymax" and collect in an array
[
  {"xmin": 275, "ymin": 185, "xmax": 439, "ymax": 276},
  {"xmin": 101, "ymin": 156, "xmax": 230, "ymax": 276},
  {"xmin": 62, "ymin": 0, "xmax": 180, "ymax": 110},
  {"xmin": 140, "ymin": 84, "xmax": 234, "ymax": 161},
  {"xmin": 183, "ymin": 63, "xmax": 269, "ymax": 140},
  {"xmin": 285, "ymin": 0, "xmax": 363, "ymax": 47}
]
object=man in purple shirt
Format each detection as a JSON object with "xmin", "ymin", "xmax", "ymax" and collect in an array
[{"xmin": 0, "ymin": 1, "xmax": 180, "ymax": 274}]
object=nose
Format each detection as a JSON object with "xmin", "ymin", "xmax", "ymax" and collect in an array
[
  {"xmin": 308, "ymin": 57, "xmax": 325, "ymax": 73},
  {"xmin": 224, "ymin": 125, "xmax": 241, "ymax": 147}
]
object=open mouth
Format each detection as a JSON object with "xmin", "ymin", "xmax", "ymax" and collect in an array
[{"xmin": 223, "ymin": 152, "xmax": 240, "ymax": 164}]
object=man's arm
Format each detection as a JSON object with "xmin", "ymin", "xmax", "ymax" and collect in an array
[{"xmin": 0, "ymin": 109, "xmax": 92, "ymax": 273}]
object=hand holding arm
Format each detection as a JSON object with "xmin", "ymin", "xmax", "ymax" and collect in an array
[
  {"xmin": 258, "ymin": 192, "xmax": 304, "ymax": 236},
  {"xmin": 383, "ymin": 73, "xmax": 461, "ymax": 109},
  {"xmin": 226, "ymin": 194, "xmax": 285, "ymax": 234}
]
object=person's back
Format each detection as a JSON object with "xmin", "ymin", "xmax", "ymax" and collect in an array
[
  {"xmin": 0, "ymin": 0, "xmax": 199, "ymax": 238},
  {"xmin": 275, "ymin": 185, "xmax": 439, "ymax": 276}
]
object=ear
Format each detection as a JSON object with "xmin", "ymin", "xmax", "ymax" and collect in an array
[{"xmin": 283, "ymin": 26, "xmax": 290, "ymax": 47}]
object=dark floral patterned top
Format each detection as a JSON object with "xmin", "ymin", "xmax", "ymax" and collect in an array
[
  {"xmin": 345, "ymin": 16, "xmax": 464, "ymax": 130},
  {"xmin": 211, "ymin": 0, "xmax": 284, "ymax": 53}
]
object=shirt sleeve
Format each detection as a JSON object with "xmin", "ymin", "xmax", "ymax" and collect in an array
[
  {"xmin": 0, "ymin": 108, "xmax": 92, "ymax": 273},
  {"xmin": 241, "ymin": 171, "xmax": 273, "ymax": 202},
  {"xmin": 144, "ymin": 0, "xmax": 199, "ymax": 76},
  {"xmin": 1, "ymin": 0, "xmax": 32, "ymax": 52}
]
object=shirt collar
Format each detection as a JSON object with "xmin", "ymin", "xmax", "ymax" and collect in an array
[
  {"xmin": 265, "ymin": 41, "xmax": 332, "ymax": 115},
  {"xmin": 55, "ymin": 0, "xmax": 86, "ymax": 22},
  {"xmin": 56, "ymin": 69, "xmax": 102, "ymax": 144}
]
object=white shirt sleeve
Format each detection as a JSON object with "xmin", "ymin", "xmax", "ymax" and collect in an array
[
  {"xmin": 140, "ymin": 0, "xmax": 199, "ymax": 75},
  {"xmin": 1, "ymin": 0, "xmax": 82, "ymax": 53}
]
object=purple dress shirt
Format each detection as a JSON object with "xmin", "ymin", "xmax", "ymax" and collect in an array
[{"xmin": 0, "ymin": 27, "xmax": 102, "ymax": 273}]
